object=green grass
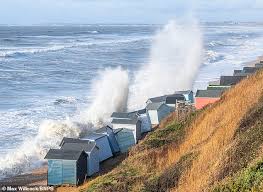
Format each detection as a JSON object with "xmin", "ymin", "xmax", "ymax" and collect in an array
[
  {"xmin": 141, "ymin": 121, "xmax": 186, "ymax": 150},
  {"xmin": 213, "ymin": 159, "xmax": 263, "ymax": 192},
  {"xmin": 86, "ymin": 164, "xmax": 140, "ymax": 192}
]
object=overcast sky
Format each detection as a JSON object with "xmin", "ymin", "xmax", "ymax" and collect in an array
[{"xmin": 1, "ymin": 0, "xmax": 263, "ymax": 25}]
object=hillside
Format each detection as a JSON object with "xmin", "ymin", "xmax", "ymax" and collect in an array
[{"xmin": 59, "ymin": 69, "xmax": 263, "ymax": 192}]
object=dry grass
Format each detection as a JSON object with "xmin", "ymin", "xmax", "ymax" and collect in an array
[
  {"xmin": 153, "ymin": 70, "xmax": 263, "ymax": 192},
  {"xmin": 62, "ymin": 69, "xmax": 263, "ymax": 192}
]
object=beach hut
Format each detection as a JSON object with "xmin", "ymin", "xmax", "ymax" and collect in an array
[
  {"xmin": 242, "ymin": 67, "xmax": 259, "ymax": 73},
  {"xmin": 113, "ymin": 128, "xmax": 136, "ymax": 153},
  {"xmin": 146, "ymin": 102, "xmax": 171, "ymax": 125},
  {"xmin": 95, "ymin": 126, "xmax": 120, "ymax": 154},
  {"xmin": 208, "ymin": 80, "xmax": 220, "ymax": 86},
  {"xmin": 219, "ymin": 76, "xmax": 246, "ymax": 86},
  {"xmin": 207, "ymin": 85, "xmax": 231, "ymax": 90},
  {"xmin": 45, "ymin": 149, "xmax": 87, "ymax": 186},
  {"xmin": 233, "ymin": 69, "xmax": 242, "ymax": 75},
  {"xmin": 195, "ymin": 90, "xmax": 224, "ymax": 110},
  {"xmin": 111, "ymin": 118, "xmax": 142, "ymax": 142},
  {"xmin": 129, "ymin": 108, "xmax": 152, "ymax": 133},
  {"xmin": 111, "ymin": 112, "xmax": 139, "ymax": 120},
  {"xmin": 82, "ymin": 133, "xmax": 113, "ymax": 162},
  {"xmin": 255, "ymin": 63, "xmax": 263, "ymax": 68},
  {"xmin": 146, "ymin": 94, "xmax": 185, "ymax": 105},
  {"xmin": 165, "ymin": 94, "xmax": 185, "ymax": 109},
  {"xmin": 174, "ymin": 90, "xmax": 194, "ymax": 103},
  {"xmin": 59, "ymin": 139, "xmax": 100, "ymax": 176}
]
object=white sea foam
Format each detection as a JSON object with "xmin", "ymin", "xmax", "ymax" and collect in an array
[
  {"xmin": 128, "ymin": 19, "xmax": 203, "ymax": 110},
  {"xmin": 0, "ymin": 67, "xmax": 129, "ymax": 178},
  {"xmin": 0, "ymin": 45, "xmax": 67, "ymax": 58}
]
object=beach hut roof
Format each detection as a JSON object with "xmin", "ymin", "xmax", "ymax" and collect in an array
[
  {"xmin": 44, "ymin": 149, "xmax": 85, "ymax": 160},
  {"xmin": 146, "ymin": 102, "xmax": 165, "ymax": 110},
  {"xmin": 95, "ymin": 125, "xmax": 113, "ymax": 134},
  {"xmin": 130, "ymin": 108, "xmax": 147, "ymax": 115},
  {"xmin": 59, "ymin": 137, "xmax": 95, "ymax": 147},
  {"xmin": 148, "ymin": 94, "xmax": 185, "ymax": 103},
  {"xmin": 113, "ymin": 128, "xmax": 123, "ymax": 134},
  {"xmin": 165, "ymin": 95, "xmax": 185, "ymax": 104},
  {"xmin": 83, "ymin": 133, "xmax": 107, "ymax": 141},
  {"xmin": 148, "ymin": 95, "xmax": 167, "ymax": 103},
  {"xmin": 111, "ymin": 112, "xmax": 139, "ymax": 119},
  {"xmin": 60, "ymin": 142, "xmax": 98, "ymax": 153},
  {"xmin": 111, "ymin": 118, "xmax": 138, "ymax": 125},
  {"xmin": 195, "ymin": 90, "xmax": 224, "ymax": 98},
  {"xmin": 220, "ymin": 76, "xmax": 245, "ymax": 86},
  {"xmin": 255, "ymin": 63, "xmax": 263, "ymax": 68},
  {"xmin": 174, "ymin": 90, "xmax": 192, "ymax": 94}
]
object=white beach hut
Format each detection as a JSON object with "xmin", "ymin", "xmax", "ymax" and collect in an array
[
  {"xmin": 146, "ymin": 102, "xmax": 172, "ymax": 125},
  {"xmin": 111, "ymin": 117, "xmax": 142, "ymax": 142}
]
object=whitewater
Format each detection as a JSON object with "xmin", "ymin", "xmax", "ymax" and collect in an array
[{"xmin": 1, "ymin": 21, "xmax": 263, "ymax": 178}]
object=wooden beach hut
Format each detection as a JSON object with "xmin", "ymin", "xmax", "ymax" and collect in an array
[
  {"xmin": 111, "ymin": 117, "xmax": 142, "ymax": 142},
  {"xmin": 146, "ymin": 102, "xmax": 171, "ymax": 125},
  {"xmin": 114, "ymin": 128, "xmax": 136, "ymax": 153},
  {"xmin": 59, "ymin": 138, "xmax": 100, "ymax": 176},
  {"xmin": 255, "ymin": 63, "xmax": 263, "ymax": 68},
  {"xmin": 195, "ymin": 90, "xmax": 224, "ymax": 110},
  {"xmin": 129, "ymin": 108, "xmax": 152, "ymax": 133},
  {"xmin": 174, "ymin": 90, "xmax": 194, "ymax": 103},
  {"xmin": 82, "ymin": 133, "xmax": 113, "ymax": 162},
  {"xmin": 45, "ymin": 149, "xmax": 87, "ymax": 186},
  {"xmin": 219, "ymin": 76, "xmax": 246, "ymax": 86},
  {"xmin": 95, "ymin": 126, "xmax": 120, "ymax": 154}
]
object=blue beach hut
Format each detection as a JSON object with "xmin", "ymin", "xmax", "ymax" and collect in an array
[
  {"xmin": 59, "ymin": 139, "xmax": 100, "ymax": 177},
  {"xmin": 95, "ymin": 126, "xmax": 120, "ymax": 154},
  {"xmin": 82, "ymin": 133, "xmax": 113, "ymax": 162},
  {"xmin": 44, "ymin": 149, "xmax": 87, "ymax": 186}
]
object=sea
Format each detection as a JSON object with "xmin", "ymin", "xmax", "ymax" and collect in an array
[{"xmin": 1, "ymin": 22, "xmax": 263, "ymax": 178}]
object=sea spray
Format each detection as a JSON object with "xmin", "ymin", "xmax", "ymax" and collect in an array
[
  {"xmin": 0, "ymin": 67, "xmax": 129, "ymax": 178},
  {"xmin": 128, "ymin": 19, "xmax": 203, "ymax": 110},
  {"xmin": 77, "ymin": 67, "xmax": 129, "ymax": 125}
]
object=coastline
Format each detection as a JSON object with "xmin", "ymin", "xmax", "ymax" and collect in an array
[
  {"xmin": 0, "ymin": 55, "xmax": 263, "ymax": 188},
  {"xmin": 0, "ymin": 166, "xmax": 47, "ymax": 186}
]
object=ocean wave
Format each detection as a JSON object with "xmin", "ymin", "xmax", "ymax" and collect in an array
[
  {"xmin": 0, "ymin": 45, "xmax": 67, "ymax": 58},
  {"xmin": 54, "ymin": 97, "xmax": 77, "ymax": 105},
  {"xmin": 0, "ymin": 36, "xmax": 150, "ymax": 58},
  {"xmin": 0, "ymin": 67, "xmax": 129, "ymax": 179},
  {"xmin": 204, "ymin": 50, "xmax": 225, "ymax": 64}
]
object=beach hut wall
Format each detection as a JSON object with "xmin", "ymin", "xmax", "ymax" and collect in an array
[
  {"xmin": 195, "ymin": 90, "xmax": 224, "ymax": 110},
  {"xmin": 146, "ymin": 102, "xmax": 172, "ymax": 125},
  {"xmin": 111, "ymin": 118, "xmax": 142, "ymax": 142},
  {"xmin": 45, "ymin": 149, "xmax": 87, "ymax": 186},
  {"xmin": 59, "ymin": 141, "xmax": 100, "ymax": 177},
  {"xmin": 82, "ymin": 133, "xmax": 113, "ymax": 162},
  {"xmin": 95, "ymin": 126, "xmax": 120, "ymax": 154},
  {"xmin": 114, "ymin": 128, "xmax": 136, "ymax": 153},
  {"xmin": 219, "ymin": 76, "xmax": 245, "ymax": 86}
]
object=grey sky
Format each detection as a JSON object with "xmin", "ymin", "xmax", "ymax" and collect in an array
[{"xmin": 0, "ymin": 0, "xmax": 263, "ymax": 25}]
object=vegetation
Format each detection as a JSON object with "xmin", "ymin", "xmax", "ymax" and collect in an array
[
  {"xmin": 81, "ymin": 112, "xmax": 195, "ymax": 192},
  {"xmin": 59, "ymin": 69, "xmax": 263, "ymax": 192},
  {"xmin": 213, "ymin": 159, "xmax": 263, "ymax": 192}
]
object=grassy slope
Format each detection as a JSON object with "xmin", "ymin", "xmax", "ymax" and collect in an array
[{"xmin": 75, "ymin": 70, "xmax": 263, "ymax": 192}]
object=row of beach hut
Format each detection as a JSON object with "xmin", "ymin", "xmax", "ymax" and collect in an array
[
  {"xmin": 44, "ymin": 91, "xmax": 194, "ymax": 186},
  {"xmin": 44, "ymin": 61, "xmax": 263, "ymax": 187},
  {"xmin": 195, "ymin": 62, "xmax": 263, "ymax": 109}
]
